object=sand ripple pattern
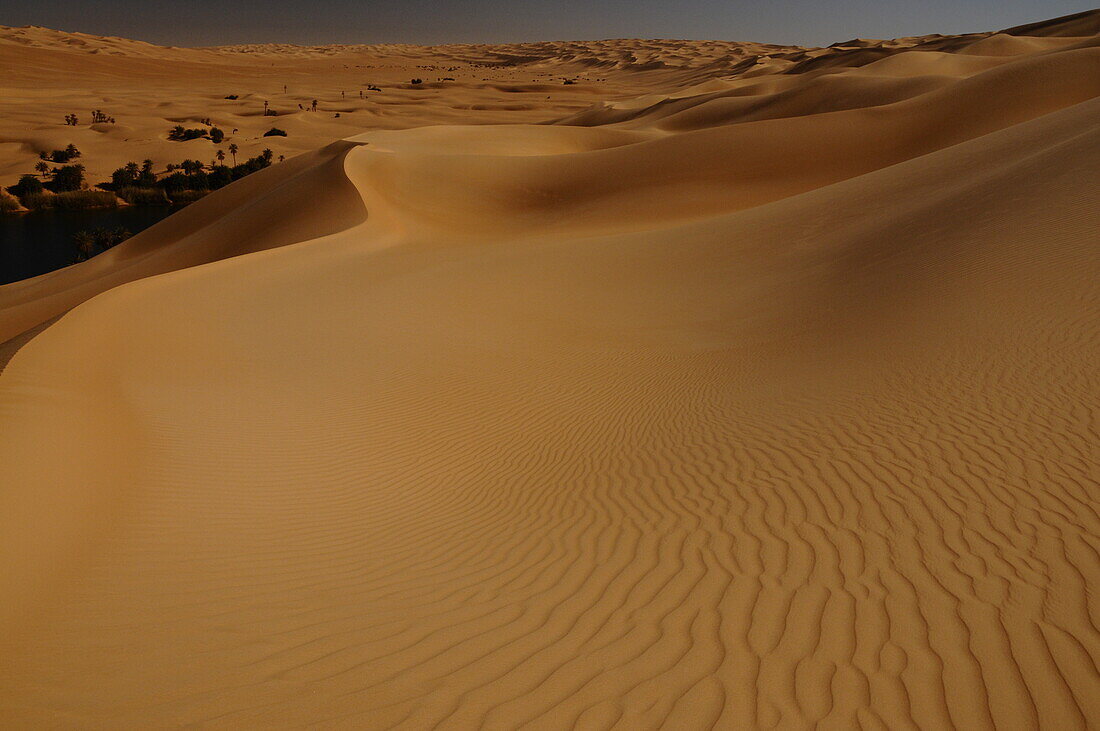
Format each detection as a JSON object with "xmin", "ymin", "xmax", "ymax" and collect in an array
[{"xmin": 2, "ymin": 18, "xmax": 1100, "ymax": 729}]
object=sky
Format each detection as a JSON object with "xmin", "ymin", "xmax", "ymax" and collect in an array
[{"xmin": 0, "ymin": 0, "xmax": 1092, "ymax": 47}]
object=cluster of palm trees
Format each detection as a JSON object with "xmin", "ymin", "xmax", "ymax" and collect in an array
[
  {"xmin": 72, "ymin": 227, "xmax": 131, "ymax": 263},
  {"xmin": 158, "ymin": 142, "xmax": 277, "ymax": 177},
  {"xmin": 37, "ymin": 144, "xmax": 81, "ymax": 166},
  {"xmin": 63, "ymin": 110, "xmax": 115, "ymax": 126}
]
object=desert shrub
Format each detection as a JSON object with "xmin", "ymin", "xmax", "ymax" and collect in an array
[
  {"xmin": 117, "ymin": 186, "xmax": 170, "ymax": 205},
  {"xmin": 263, "ymin": 127, "xmax": 287, "ymax": 137},
  {"xmin": 224, "ymin": 94, "xmax": 239, "ymax": 100},
  {"xmin": 0, "ymin": 190, "xmax": 22, "ymax": 213},
  {"xmin": 209, "ymin": 127, "xmax": 225, "ymax": 144}
]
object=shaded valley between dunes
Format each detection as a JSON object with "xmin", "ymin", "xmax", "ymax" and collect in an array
[{"xmin": 1, "ymin": 9, "xmax": 1099, "ymax": 729}]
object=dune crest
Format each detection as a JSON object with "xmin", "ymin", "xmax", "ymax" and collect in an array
[{"xmin": 1, "ymin": 9, "xmax": 1099, "ymax": 728}]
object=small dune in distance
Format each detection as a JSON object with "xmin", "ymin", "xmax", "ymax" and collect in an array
[{"xmin": 1, "ymin": 8, "xmax": 1099, "ymax": 728}]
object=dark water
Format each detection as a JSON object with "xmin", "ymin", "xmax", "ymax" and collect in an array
[{"xmin": 0, "ymin": 206, "xmax": 180, "ymax": 285}]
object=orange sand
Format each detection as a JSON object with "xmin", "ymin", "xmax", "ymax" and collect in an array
[{"xmin": 1, "ymin": 9, "xmax": 1098, "ymax": 728}]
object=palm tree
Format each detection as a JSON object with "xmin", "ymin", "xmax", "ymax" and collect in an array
[
  {"xmin": 73, "ymin": 230, "xmax": 96, "ymax": 257},
  {"xmin": 35, "ymin": 161, "xmax": 50, "ymax": 178},
  {"xmin": 216, "ymin": 149, "xmax": 225, "ymax": 164},
  {"xmin": 228, "ymin": 143, "xmax": 238, "ymax": 165},
  {"xmin": 124, "ymin": 161, "xmax": 140, "ymax": 180}
]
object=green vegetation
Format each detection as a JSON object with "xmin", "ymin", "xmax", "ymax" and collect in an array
[
  {"xmin": 263, "ymin": 127, "xmax": 287, "ymax": 137},
  {"xmin": 167, "ymin": 124, "xmax": 225, "ymax": 143},
  {"xmin": 168, "ymin": 125, "xmax": 209, "ymax": 141},
  {"xmin": 20, "ymin": 190, "xmax": 118, "ymax": 211},
  {"xmin": 104, "ymin": 149, "xmax": 274, "ymax": 204},
  {"xmin": 47, "ymin": 164, "xmax": 86, "ymax": 192},
  {"xmin": 8, "ymin": 165, "xmax": 87, "ymax": 197},
  {"xmin": 116, "ymin": 186, "xmax": 170, "ymax": 205},
  {"xmin": 170, "ymin": 189, "xmax": 209, "ymax": 204},
  {"xmin": 73, "ymin": 227, "xmax": 131, "ymax": 263},
  {"xmin": 7, "ymin": 175, "xmax": 45, "ymax": 199},
  {"xmin": 111, "ymin": 159, "xmax": 157, "ymax": 189},
  {"xmin": 6, "ymin": 166, "xmax": 114, "ymax": 211},
  {"xmin": 39, "ymin": 144, "xmax": 81, "ymax": 164},
  {"xmin": 4, "ymin": 143, "xmax": 276, "ymax": 215}
]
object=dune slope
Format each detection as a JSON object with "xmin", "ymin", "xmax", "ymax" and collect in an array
[{"xmin": 1, "ymin": 10, "xmax": 1099, "ymax": 729}]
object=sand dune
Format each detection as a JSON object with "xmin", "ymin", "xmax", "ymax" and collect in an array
[{"xmin": 1, "ymin": 9, "xmax": 1099, "ymax": 728}]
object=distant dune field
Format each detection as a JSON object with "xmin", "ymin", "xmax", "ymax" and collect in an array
[{"xmin": 1, "ymin": 9, "xmax": 1099, "ymax": 728}]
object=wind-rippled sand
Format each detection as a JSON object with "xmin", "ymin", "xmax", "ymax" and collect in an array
[{"xmin": 1, "ymin": 9, "xmax": 1098, "ymax": 728}]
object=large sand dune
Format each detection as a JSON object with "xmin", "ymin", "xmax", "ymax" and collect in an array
[{"xmin": 1, "ymin": 10, "xmax": 1099, "ymax": 728}]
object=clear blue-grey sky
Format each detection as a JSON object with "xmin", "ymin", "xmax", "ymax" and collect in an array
[{"xmin": 0, "ymin": 0, "xmax": 1092, "ymax": 47}]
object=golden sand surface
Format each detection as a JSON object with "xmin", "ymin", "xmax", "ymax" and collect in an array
[{"xmin": 1, "ymin": 9, "xmax": 1098, "ymax": 728}]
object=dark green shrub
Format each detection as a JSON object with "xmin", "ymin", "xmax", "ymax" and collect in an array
[
  {"xmin": 47, "ymin": 164, "xmax": 86, "ymax": 192},
  {"xmin": 110, "ymin": 161, "xmax": 141, "ymax": 189},
  {"xmin": 51, "ymin": 190, "xmax": 118, "ymax": 210},
  {"xmin": 39, "ymin": 145, "xmax": 81, "ymax": 163},
  {"xmin": 170, "ymin": 189, "xmax": 210, "ymax": 204},
  {"xmin": 7, "ymin": 174, "xmax": 44, "ymax": 199},
  {"xmin": 72, "ymin": 226, "xmax": 132, "ymax": 261},
  {"xmin": 117, "ymin": 187, "xmax": 170, "ymax": 205},
  {"xmin": 23, "ymin": 190, "xmax": 117, "ymax": 210},
  {"xmin": 20, "ymin": 192, "xmax": 56, "ymax": 210},
  {"xmin": 263, "ymin": 127, "xmax": 287, "ymax": 137},
  {"xmin": 167, "ymin": 125, "xmax": 208, "ymax": 142}
]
